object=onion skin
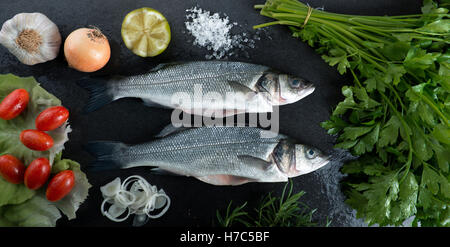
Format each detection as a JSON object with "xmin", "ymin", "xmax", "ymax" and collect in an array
[{"xmin": 64, "ymin": 28, "xmax": 111, "ymax": 72}]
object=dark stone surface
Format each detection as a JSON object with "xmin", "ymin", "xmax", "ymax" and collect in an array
[{"xmin": 0, "ymin": 0, "xmax": 422, "ymax": 227}]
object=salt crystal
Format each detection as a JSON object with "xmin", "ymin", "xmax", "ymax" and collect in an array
[{"xmin": 184, "ymin": 7, "xmax": 258, "ymax": 59}]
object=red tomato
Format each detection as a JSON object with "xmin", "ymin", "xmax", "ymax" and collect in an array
[
  {"xmin": 35, "ymin": 106, "xmax": 69, "ymax": 131},
  {"xmin": 24, "ymin": 157, "xmax": 51, "ymax": 190},
  {"xmin": 0, "ymin": 89, "xmax": 30, "ymax": 120},
  {"xmin": 0, "ymin": 154, "xmax": 26, "ymax": 184},
  {"xmin": 46, "ymin": 170, "xmax": 75, "ymax": 202},
  {"xmin": 20, "ymin": 129, "xmax": 54, "ymax": 151}
]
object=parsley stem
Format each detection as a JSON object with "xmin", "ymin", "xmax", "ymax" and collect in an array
[
  {"xmin": 380, "ymin": 92, "xmax": 413, "ymax": 183},
  {"xmin": 403, "ymin": 75, "xmax": 450, "ymax": 127},
  {"xmin": 409, "ymin": 36, "xmax": 449, "ymax": 42},
  {"xmin": 360, "ymin": 53, "xmax": 387, "ymax": 72},
  {"xmin": 350, "ymin": 68, "xmax": 363, "ymax": 88},
  {"xmin": 319, "ymin": 24, "xmax": 360, "ymax": 49},
  {"xmin": 315, "ymin": 27, "xmax": 355, "ymax": 52},
  {"xmin": 309, "ymin": 17, "xmax": 389, "ymax": 60},
  {"xmin": 389, "ymin": 29, "xmax": 449, "ymax": 37},
  {"xmin": 385, "ymin": 83, "xmax": 407, "ymax": 112},
  {"xmin": 350, "ymin": 25, "xmax": 393, "ymax": 39},
  {"xmin": 390, "ymin": 13, "xmax": 450, "ymax": 18},
  {"xmin": 416, "ymin": 92, "xmax": 450, "ymax": 127},
  {"xmin": 347, "ymin": 26, "xmax": 390, "ymax": 44},
  {"xmin": 253, "ymin": 20, "xmax": 300, "ymax": 29}
]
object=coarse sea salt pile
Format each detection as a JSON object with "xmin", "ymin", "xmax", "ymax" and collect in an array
[{"xmin": 185, "ymin": 7, "xmax": 258, "ymax": 59}]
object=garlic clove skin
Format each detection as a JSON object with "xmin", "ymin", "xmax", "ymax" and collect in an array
[{"xmin": 0, "ymin": 13, "xmax": 61, "ymax": 65}]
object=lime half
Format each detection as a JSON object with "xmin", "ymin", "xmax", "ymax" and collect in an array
[{"xmin": 121, "ymin": 8, "xmax": 171, "ymax": 57}]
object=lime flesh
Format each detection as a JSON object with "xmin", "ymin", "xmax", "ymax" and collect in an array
[{"xmin": 121, "ymin": 8, "xmax": 171, "ymax": 57}]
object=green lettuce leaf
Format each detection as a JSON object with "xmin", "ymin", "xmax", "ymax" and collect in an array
[
  {"xmin": 0, "ymin": 157, "xmax": 91, "ymax": 226},
  {"xmin": 0, "ymin": 74, "xmax": 90, "ymax": 226},
  {"xmin": 0, "ymin": 74, "xmax": 72, "ymax": 165},
  {"xmin": 0, "ymin": 74, "xmax": 72, "ymax": 206},
  {"xmin": 0, "ymin": 194, "xmax": 61, "ymax": 227},
  {"xmin": 51, "ymin": 156, "xmax": 92, "ymax": 220},
  {"xmin": 0, "ymin": 177, "xmax": 35, "ymax": 207}
]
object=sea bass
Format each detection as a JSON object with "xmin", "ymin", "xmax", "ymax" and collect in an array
[
  {"xmin": 86, "ymin": 126, "xmax": 330, "ymax": 185},
  {"xmin": 79, "ymin": 61, "xmax": 315, "ymax": 116}
]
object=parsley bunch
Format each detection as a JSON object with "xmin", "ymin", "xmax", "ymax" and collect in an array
[{"xmin": 255, "ymin": 0, "xmax": 449, "ymax": 226}]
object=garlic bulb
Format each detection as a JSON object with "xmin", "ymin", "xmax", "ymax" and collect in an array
[{"xmin": 0, "ymin": 13, "xmax": 61, "ymax": 65}]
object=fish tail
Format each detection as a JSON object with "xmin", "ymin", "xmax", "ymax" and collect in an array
[
  {"xmin": 77, "ymin": 77, "xmax": 115, "ymax": 113},
  {"xmin": 85, "ymin": 141, "xmax": 127, "ymax": 171}
]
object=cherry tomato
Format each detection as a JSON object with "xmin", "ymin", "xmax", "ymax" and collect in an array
[
  {"xmin": 24, "ymin": 157, "xmax": 51, "ymax": 190},
  {"xmin": 0, "ymin": 154, "xmax": 26, "ymax": 184},
  {"xmin": 35, "ymin": 106, "xmax": 69, "ymax": 131},
  {"xmin": 46, "ymin": 170, "xmax": 75, "ymax": 202},
  {"xmin": 0, "ymin": 89, "xmax": 30, "ymax": 120},
  {"xmin": 20, "ymin": 129, "xmax": 54, "ymax": 151}
]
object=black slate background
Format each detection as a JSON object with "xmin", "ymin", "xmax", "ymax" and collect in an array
[{"xmin": 0, "ymin": 0, "xmax": 422, "ymax": 227}]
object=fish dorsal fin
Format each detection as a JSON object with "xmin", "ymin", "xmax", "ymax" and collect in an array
[
  {"xmin": 237, "ymin": 155, "xmax": 273, "ymax": 171},
  {"xmin": 149, "ymin": 62, "xmax": 183, "ymax": 73},
  {"xmin": 155, "ymin": 124, "xmax": 190, "ymax": 138}
]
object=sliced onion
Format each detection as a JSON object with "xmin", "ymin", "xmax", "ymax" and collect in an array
[
  {"xmin": 100, "ymin": 177, "xmax": 121, "ymax": 198},
  {"xmin": 154, "ymin": 190, "xmax": 168, "ymax": 209},
  {"xmin": 99, "ymin": 175, "xmax": 171, "ymax": 225},
  {"xmin": 108, "ymin": 204, "xmax": 127, "ymax": 218},
  {"xmin": 147, "ymin": 193, "xmax": 171, "ymax": 219},
  {"xmin": 101, "ymin": 198, "xmax": 131, "ymax": 222}
]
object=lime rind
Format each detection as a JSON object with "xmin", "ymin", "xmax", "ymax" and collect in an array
[{"xmin": 121, "ymin": 7, "xmax": 171, "ymax": 57}]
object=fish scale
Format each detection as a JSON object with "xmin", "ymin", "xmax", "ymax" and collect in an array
[
  {"xmin": 87, "ymin": 126, "xmax": 331, "ymax": 185},
  {"xmin": 79, "ymin": 61, "xmax": 315, "ymax": 115},
  {"xmin": 110, "ymin": 61, "xmax": 268, "ymax": 109},
  {"xmin": 113, "ymin": 127, "xmax": 286, "ymax": 179}
]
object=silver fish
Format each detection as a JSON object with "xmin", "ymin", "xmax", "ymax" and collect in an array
[
  {"xmin": 86, "ymin": 126, "xmax": 330, "ymax": 185},
  {"xmin": 79, "ymin": 61, "xmax": 315, "ymax": 116}
]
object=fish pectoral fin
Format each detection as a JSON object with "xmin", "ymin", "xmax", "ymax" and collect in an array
[
  {"xmin": 149, "ymin": 168, "xmax": 183, "ymax": 176},
  {"xmin": 237, "ymin": 155, "xmax": 273, "ymax": 171},
  {"xmin": 195, "ymin": 175, "xmax": 256, "ymax": 186},
  {"xmin": 227, "ymin": 80, "xmax": 273, "ymax": 107},
  {"xmin": 222, "ymin": 109, "xmax": 247, "ymax": 117},
  {"xmin": 227, "ymin": 80, "xmax": 256, "ymax": 95}
]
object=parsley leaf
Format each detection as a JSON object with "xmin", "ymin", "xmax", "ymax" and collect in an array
[{"xmin": 256, "ymin": 0, "xmax": 450, "ymax": 226}]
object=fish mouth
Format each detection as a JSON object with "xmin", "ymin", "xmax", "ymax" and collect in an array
[
  {"xmin": 299, "ymin": 84, "xmax": 315, "ymax": 98},
  {"xmin": 315, "ymin": 155, "xmax": 331, "ymax": 171},
  {"xmin": 294, "ymin": 154, "xmax": 331, "ymax": 176},
  {"xmin": 277, "ymin": 83, "xmax": 315, "ymax": 105}
]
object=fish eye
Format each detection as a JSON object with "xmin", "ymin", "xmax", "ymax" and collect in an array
[
  {"xmin": 305, "ymin": 148, "xmax": 317, "ymax": 159},
  {"xmin": 261, "ymin": 79, "xmax": 271, "ymax": 88},
  {"xmin": 290, "ymin": 79, "xmax": 301, "ymax": 88}
]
